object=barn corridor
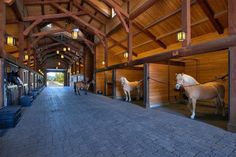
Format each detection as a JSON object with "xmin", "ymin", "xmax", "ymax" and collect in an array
[{"xmin": 1, "ymin": 87, "xmax": 236, "ymax": 157}]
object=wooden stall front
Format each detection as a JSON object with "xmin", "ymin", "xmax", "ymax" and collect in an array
[
  {"xmin": 95, "ymin": 70, "xmax": 113, "ymax": 96},
  {"xmin": 114, "ymin": 67, "xmax": 144, "ymax": 105},
  {"xmin": 147, "ymin": 50, "xmax": 228, "ymax": 108}
]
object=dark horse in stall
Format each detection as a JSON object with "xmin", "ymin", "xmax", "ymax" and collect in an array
[{"xmin": 7, "ymin": 71, "xmax": 23, "ymax": 86}]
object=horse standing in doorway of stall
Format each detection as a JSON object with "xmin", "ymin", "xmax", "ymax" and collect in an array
[
  {"xmin": 74, "ymin": 80, "xmax": 94, "ymax": 95},
  {"xmin": 175, "ymin": 73, "xmax": 226, "ymax": 119},
  {"xmin": 120, "ymin": 77, "xmax": 143, "ymax": 102}
]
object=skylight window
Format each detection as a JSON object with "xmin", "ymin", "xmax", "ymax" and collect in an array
[
  {"xmin": 47, "ymin": 23, "xmax": 52, "ymax": 28},
  {"xmin": 111, "ymin": 8, "xmax": 116, "ymax": 18}
]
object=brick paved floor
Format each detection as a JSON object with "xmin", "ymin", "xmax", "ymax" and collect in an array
[{"xmin": 1, "ymin": 87, "xmax": 236, "ymax": 157}]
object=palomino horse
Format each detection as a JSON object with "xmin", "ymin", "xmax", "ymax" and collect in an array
[
  {"xmin": 175, "ymin": 73, "xmax": 225, "ymax": 119},
  {"xmin": 120, "ymin": 77, "xmax": 143, "ymax": 102},
  {"xmin": 74, "ymin": 80, "xmax": 94, "ymax": 95}
]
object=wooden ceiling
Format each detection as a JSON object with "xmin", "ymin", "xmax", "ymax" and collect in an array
[{"xmin": 4, "ymin": 0, "xmax": 229, "ymax": 70}]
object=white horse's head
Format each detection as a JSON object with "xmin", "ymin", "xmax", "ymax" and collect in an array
[
  {"xmin": 120, "ymin": 77, "xmax": 128, "ymax": 86},
  {"xmin": 175, "ymin": 73, "xmax": 199, "ymax": 90}
]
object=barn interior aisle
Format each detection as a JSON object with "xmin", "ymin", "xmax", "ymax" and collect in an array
[
  {"xmin": 1, "ymin": 0, "xmax": 236, "ymax": 156},
  {"xmin": 0, "ymin": 87, "xmax": 236, "ymax": 157}
]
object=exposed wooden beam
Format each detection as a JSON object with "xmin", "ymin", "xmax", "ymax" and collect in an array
[
  {"xmin": 31, "ymin": 28, "xmax": 64, "ymax": 37},
  {"xmin": 18, "ymin": 22, "xmax": 25, "ymax": 62},
  {"xmin": 23, "ymin": 18, "xmax": 43, "ymax": 36},
  {"xmin": 197, "ymin": 0, "xmax": 224, "ymax": 34},
  {"xmin": 129, "ymin": 0, "xmax": 156, "ymax": 20},
  {"xmin": 102, "ymin": 0, "xmax": 129, "ymax": 18},
  {"xmin": 133, "ymin": 21, "xmax": 167, "ymax": 49},
  {"xmin": 115, "ymin": 7, "xmax": 129, "ymax": 32},
  {"xmin": 23, "ymin": 12, "xmax": 85, "ymax": 21},
  {"xmin": 182, "ymin": 0, "xmax": 191, "ymax": 47},
  {"xmin": 128, "ymin": 20, "xmax": 132, "ymax": 61},
  {"xmin": 50, "ymin": 2, "xmax": 105, "ymax": 38},
  {"xmin": 0, "ymin": 0, "xmax": 6, "ymax": 58},
  {"xmin": 85, "ymin": 0, "xmax": 110, "ymax": 18},
  {"xmin": 73, "ymin": 0, "xmax": 106, "ymax": 25},
  {"xmin": 96, "ymin": 35, "xmax": 236, "ymax": 72},
  {"xmin": 6, "ymin": 19, "xmax": 19, "ymax": 24},
  {"xmin": 24, "ymin": 0, "xmax": 70, "ymax": 5},
  {"xmin": 41, "ymin": 0, "xmax": 45, "ymax": 15}
]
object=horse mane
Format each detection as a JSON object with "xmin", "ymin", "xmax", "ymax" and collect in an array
[{"xmin": 182, "ymin": 73, "xmax": 200, "ymax": 85}]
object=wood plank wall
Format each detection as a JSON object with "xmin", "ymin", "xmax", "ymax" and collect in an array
[
  {"xmin": 184, "ymin": 50, "xmax": 228, "ymax": 105},
  {"xmin": 148, "ymin": 50, "xmax": 228, "ymax": 107},
  {"xmin": 105, "ymin": 70, "xmax": 113, "ymax": 96},
  {"xmin": 96, "ymin": 72, "xmax": 105, "ymax": 94},
  {"xmin": 115, "ymin": 68, "xmax": 143, "ymax": 99}
]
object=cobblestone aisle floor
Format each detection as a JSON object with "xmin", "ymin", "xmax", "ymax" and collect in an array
[{"xmin": 0, "ymin": 87, "xmax": 236, "ymax": 157}]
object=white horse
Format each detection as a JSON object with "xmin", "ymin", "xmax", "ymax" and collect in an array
[
  {"xmin": 120, "ymin": 77, "xmax": 143, "ymax": 102},
  {"xmin": 175, "ymin": 73, "xmax": 225, "ymax": 119}
]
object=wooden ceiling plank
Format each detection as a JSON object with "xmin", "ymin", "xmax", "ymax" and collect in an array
[
  {"xmin": 197, "ymin": 0, "xmax": 224, "ymax": 34},
  {"xmin": 84, "ymin": 0, "xmax": 110, "ymax": 18},
  {"xmin": 73, "ymin": 0, "xmax": 106, "ymax": 25},
  {"xmin": 102, "ymin": 0, "xmax": 129, "ymax": 18},
  {"xmin": 24, "ymin": 0, "xmax": 70, "ymax": 5},
  {"xmin": 133, "ymin": 21, "xmax": 167, "ymax": 49},
  {"xmin": 129, "ymin": 0, "xmax": 157, "ymax": 20}
]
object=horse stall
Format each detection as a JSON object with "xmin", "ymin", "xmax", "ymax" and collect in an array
[
  {"xmin": 114, "ymin": 66, "xmax": 144, "ymax": 107},
  {"xmin": 146, "ymin": 50, "xmax": 228, "ymax": 129},
  {"xmin": 95, "ymin": 70, "xmax": 113, "ymax": 97}
]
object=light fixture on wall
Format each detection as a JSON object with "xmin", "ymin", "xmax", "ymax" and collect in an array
[
  {"xmin": 56, "ymin": 50, "xmax": 60, "ymax": 54},
  {"xmin": 6, "ymin": 35, "xmax": 16, "ymax": 46},
  {"xmin": 68, "ymin": 47, "xmax": 71, "ymax": 51},
  {"xmin": 24, "ymin": 54, "xmax": 29, "ymax": 61},
  {"xmin": 56, "ymin": 66, "xmax": 58, "ymax": 69},
  {"xmin": 58, "ymin": 62, "xmax": 61, "ymax": 66},
  {"xmin": 177, "ymin": 31, "xmax": 186, "ymax": 41},
  {"xmin": 76, "ymin": 62, "xmax": 79, "ymax": 65},
  {"xmin": 123, "ymin": 51, "xmax": 128, "ymax": 59},
  {"xmin": 102, "ymin": 61, "xmax": 105, "ymax": 65},
  {"xmin": 61, "ymin": 54, "xmax": 64, "ymax": 59},
  {"xmin": 63, "ymin": 47, "xmax": 67, "ymax": 52},
  {"xmin": 71, "ymin": 28, "xmax": 79, "ymax": 39}
]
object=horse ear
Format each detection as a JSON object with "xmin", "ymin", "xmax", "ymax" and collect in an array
[{"xmin": 175, "ymin": 73, "xmax": 178, "ymax": 76}]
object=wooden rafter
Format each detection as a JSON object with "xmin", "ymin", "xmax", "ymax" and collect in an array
[
  {"xmin": 197, "ymin": 0, "xmax": 223, "ymax": 34},
  {"xmin": 23, "ymin": 18, "xmax": 43, "ymax": 36},
  {"xmin": 85, "ymin": 0, "xmax": 110, "ymax": 18},
  {"xmin": 41, "ymin": 0, "xmax": 45, "ymax": 15},
  {"xmin": 182, "ymin": 0, "xmax": 191, "ymax": 47}
]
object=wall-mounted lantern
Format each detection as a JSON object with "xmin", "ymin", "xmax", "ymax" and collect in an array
[
  {"xmin": 24, "ymin": 54, "xmax": 29, "ymax": 61},
  {"xmin": 123, "ymin": 51, "xmax": 128, "ymax": 59},
  {"xmin": 177, "ymin": 31, "xmax": 186, "ymax": 42},
  {"xmin": 102, "ymin": 61, "xmax": 105, "ymax": 65},
  {"xmin": 6, "ymin": 35, "xmax": 16, "ymax": 46}
]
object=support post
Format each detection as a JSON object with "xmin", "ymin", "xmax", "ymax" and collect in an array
[
  {"xmin": 112, "ymin": 69, "xmax": 116, "ymax": 99},
  {"xmin": 0, "ymin": 0, "xmax": 6, "ymax": 58},
  {"xmin": 144, "ymin": 63, "xmax": 150, "ymax": 108},
  {"xmin": 182, "ymin": 0, "xmax": 191, "ymax": 47},
  {"xmin": 104, "ymin": 38, "xmax": 108, "ymax": 67},
  {"xmin": 19, "ymin": 22, "xmax": 24, "ymax": 63},
  {"xmin": 227, "ymin": 0, "xmax": 236, "ymax": 132},
  {"xmin": 128, "ymin": 20, "xmax": 132, "ymax": 62}
]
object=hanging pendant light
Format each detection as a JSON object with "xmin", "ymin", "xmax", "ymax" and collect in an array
[
  {"xmin": 61, "ymin": 54, "xmax": 64, "ymax": 59},
  {"xmin": 68, "ymin": 47, "xmax": 71, "ymax": 51},
  {"xmin": 102, "ymin": 61, "xmax": 105, "ymax": 65},
  {"xmin": 58, "ymin": 62, "xmax": 61, "ymax": 66},
  {"xmin": 24, "ymin": 54, "xmax": 29, "ymax": 61},
  {"xmin": 56, "ymin": 50, "xmax": 60, "ymax": 54},
  {"xmin": 63, "ymin": 47, "xmax": 67, "ymax": 52}
]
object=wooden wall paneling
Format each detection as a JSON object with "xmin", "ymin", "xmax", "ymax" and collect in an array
[
  {"xmin": 148, "ymin": 63, "xmax": 169, "ymax": 106},
  {"xmin": 115, "ymin": 68, "xmax": 143, "ymax": 99},
  {"xmin": 105, "ymin": 70, "xmax": 112, "ymax": 96},
  {"xmin": 96, "ymin": 72, "xmax": 105, "ymax": 94},
  {"xmin": 112, "ymin": 69, "xmax": 116, "ymax": 98}
]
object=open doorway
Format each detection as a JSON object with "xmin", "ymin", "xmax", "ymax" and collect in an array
[{"xmin": 47, "ymin": 72, "xmax": 64, "ymax": 87}]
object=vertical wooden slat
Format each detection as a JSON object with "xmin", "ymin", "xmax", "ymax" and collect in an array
[
  {"xmin": 182, "ymin": 0, "xmax": 191, "ymax": 47},
  {"xmin": 228, "ymin": 0, "xmax": 236, "ymax": 132},
  {"xmin": 104, "ymin": 38, "xmax": 108, "ymax": 67}
]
